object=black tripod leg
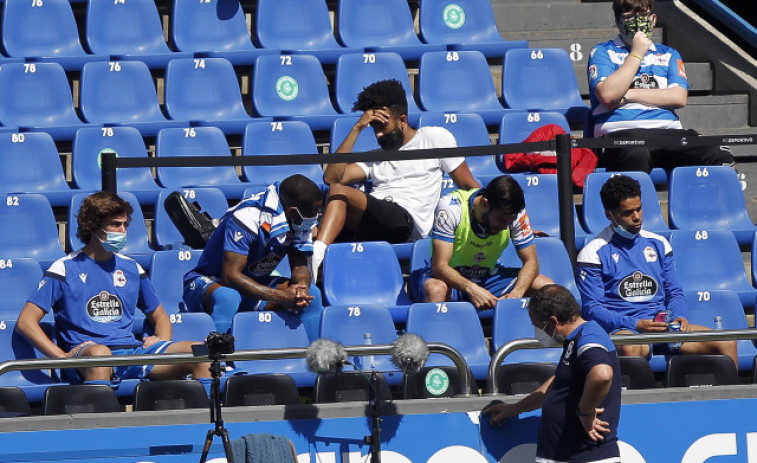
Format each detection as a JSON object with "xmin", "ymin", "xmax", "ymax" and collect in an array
[
  {"xmin": 220, "ymin": 427, "xmax": 236, "ymax": 463},
  {"xmin": 199, "ymin": 429, "xmax": 215, "ymax": 463}
]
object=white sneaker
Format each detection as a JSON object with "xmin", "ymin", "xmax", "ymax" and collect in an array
[{"xmin": 311, "ymin": 240, "xmax": 327, "ymax": 284}]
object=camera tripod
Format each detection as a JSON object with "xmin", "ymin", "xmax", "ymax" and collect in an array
[{"xmin": 199, "ymin": 357, "xmax": 235, "ymax": 463}]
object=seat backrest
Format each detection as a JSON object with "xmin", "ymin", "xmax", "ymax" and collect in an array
[
  {"xmin": 72, "ymin": 126, "xmax": 158, "ymax": 193},
  {"xmin": 252, "ymin": 54, "xmax": 337, "ymax": 118},
  {"xmin": 241, "ymin": 121, "xmax": 323, "ymax": 187},
  {"xmin": 170, "ymin": 0, "xmax": 255, "ymax": 53},
  {"xmin": 314, "ymin": 371, "xmax": 392, "ymax": 403},
  {"xmin": 154, "ymin": 188, "xmax": 228, "ymax": 250},
  {"xmin": 224, "ymin": 373, "xmax": 301, "ymax": 406},
  {"xmin": 86, "ymin": 0, "xmax": 171, "ymax": 55},
  {"xmin": 80, "ymin": 60, "xmax": 164, "ymax": 124},
  {"xmin": 408, "ymin": 238, "xmax": 432, "ymax": 303},
  {"xmin": 496, "ymin": 363, "xmax": 557, "ymax": 395},
  {"xmin": 406, "ymin": 302, "xmax": 490, "ymax": 369},
  {"xmin": 334, "ymin": 52, "xmax": 419, "ymax": 115},
  {"xmin": 230, "ymin": 311, "xmax": 311, "ymax": 376},
  {"xmin": 43, "ymin": 384, "xmax": 121, "ymax": 415},
  {"xmin": 502, "ymin": 48, "xmax": 584, "ymax": 110},
  {"xmin": 684, "ymin": 289, "xmax": 748, "ymax": 328},
  {"xmin": 419, "ymin": 0, "xmax": 504, "ymax": 45},
  {"xmin": 164, "ymin": 57, "xmax": 250, "ymax": 121},
  {"xmin": 0, "ymin": 62, "xmax": 82, "ymax": 128},
  {"xmin": 133, "ymin": 380, "xmax": 209, "ymax": 411},
  {"xmin": 511, "ymin": 173, "xmax": 583, "ymax": 238},
  {"xmin": 148, "ymin": 250, "xmax": 203, "ymax": 314},
  {"xmin": 330, "ymin": 116, "xmax": 380, "ymax": 152},
  {"xmin": 0, "ymin": 386, "xmax": 31, "ymax": 415},
  {"xmin": 498, "ymin": 110, "xmax": 571, "ymax": 145},
  {"xmin": 417, "ymin": 50, "xmax": 502, "ymax": 113},
  {"xmin": 668, "ymin": 229, "xmax": 751, "ymax": 292},
  {"xmin": 0, "ymin": 131, "xmax": 69, "ymax": 195},
  {"xmin": 255, "ymin": 0, "xmax": 341, "ymax": 51},
  {"xmin": 668, "ymin": 166, "xmax": 753, "ymax": 231},
  {"xmin": 2, "ymin": 0, "xmax": 86, "ymax": 58},
  {"xmin": 68, "ymin": 191, "xmax": 152, "ymax": 257},
  {"xmin": 322, "ymin": 242, "xmax": 406, "ymax": 307},
  {"xmin": 492, "ymin": 298, "xmax": 561, "ymax": 364},
  {"xmin": 618, "ymin": 356, "xmax": 656, "ymax": 390},
  {"xmin": 531, "ymin": 237, "xmax": 580, "ymax": 301},
  {"xmin": 155, "ymin": 126, "xmax": 240, "ymax": 189},
  {"xmin": 0, "ymin": 194, "xmax": 64, "ymax": 268},
  {"xmin": 582, "ymin": 171, "xmax": 668, "ymax": 235},
  {"xmin": 418, "ymin": 112, "xmax": 495, "ymax": 178},
  {"xmin": 0, "ymin": 257, "xmax": 42, "ymax": 314},
  {"xmin": 319, "ymin": 305, "xmax": 398, "ymax": 371},
  {"xmin": 338, "ymin": 0, "xmax": 421, "ymax": 49},
  {"xmin": 402, "ymin": 365, "xmax": 476, "ymax": 398},
  {"xmin": 665, "ymin": 354, "xmax": 741, "ymax": 387}
]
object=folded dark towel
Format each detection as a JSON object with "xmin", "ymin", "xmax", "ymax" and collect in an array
[{"xmin": 230, "ymin": 433, "xmax": 295, "ymax": 463}]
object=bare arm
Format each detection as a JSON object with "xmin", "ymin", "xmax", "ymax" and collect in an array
[
  {"xmin": 144, "ymin": 305, "xmax": 173, "ymax": 343},
  {"xmin": 483, "ymin": 375, "xmax": 555, "ymax": 425},
  {"xmin": 448, "ymin": 161, "xmax": 481, "ymax": 190},
  {"xmin": 324, "ymin": 110, "xmax": 390, "ymax": 185},
  {"xmin": 221, "ymin": 251, "xmax": 303, "ymax": 310},
  {"xmin": 17, "ymin": 302, "xmax": 67, "ymax": 359},
  {"xmin": 504, "ymin": 243, "xmax": 539, "ymax": 298},
  {"xmin": 431, "ymin": 239, "xmax": 498, "ymax": 310},
  {"xmin": 577, "ymin": 364, "xmax": 614, "ymax": 441}
]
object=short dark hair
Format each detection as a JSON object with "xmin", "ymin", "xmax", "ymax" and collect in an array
[
  {"xmin": 600, "ymin": 175, "xmax": 641, "ymax": 211},
  {"xmin": 279, "ymin": 174, "xmax": 323, "ymax": 216},
  {"xmin": 528, "ymin": 284, "xmax": 581, "ymax": 324},
  {"xmin": 352, "ymin": 79, "xmax": 408, "ymax": 118},
  {"xmin": 482, "ymin": 175, "xmax": 525, "ymax": 215},
  {"xmin": 612, "ymin": 0, "xmax": 655, "ymax": 21},
  {"xmin": 76, "ymin": 192, "xmax": 133, "ymax": 243}
]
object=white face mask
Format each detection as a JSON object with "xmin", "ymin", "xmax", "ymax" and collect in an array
[{"xmin": 534, "ymin": 324, "xmax": 563, "ymax": 348}]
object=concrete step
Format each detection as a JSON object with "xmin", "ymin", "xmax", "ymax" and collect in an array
[{"xmin": 678, "ymin": 94, "xmax": 750, "ymax": 131}]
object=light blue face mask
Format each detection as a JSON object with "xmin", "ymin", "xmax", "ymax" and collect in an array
[
  {"xmin": 612, "ymin": 219, "xmax": 638, "ymax": 240},
  {"xmin": 99, "ymin": 230, "xmax": 127, "ymax": 253},
  {"xmin": 291, "ymin": 208, "xmax": 319, "ymax": 233}
]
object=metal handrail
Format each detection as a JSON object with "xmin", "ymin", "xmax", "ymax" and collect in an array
[
  {"xmin": 486, "ymin": 328, "xmax": 757, "ymax": 394},
  {"xmin": 0, "ymin": 342, "xmax": 473, "ymax": 397}
]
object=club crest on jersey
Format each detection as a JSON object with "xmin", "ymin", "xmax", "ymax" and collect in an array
[
  {"xmin": 618, "ymin": 271, "xmax": 658, "ymax": 302},
  {"xmin": 113, "ymin": 270, "xmax": 126, "ymax": 287},
  {"xmin": 86, "ymin": 291, "xmax": 123, "ymax": 323},
  {"xmin": 436, "ymin": 210, "xmax": 449, "ymax": 227},
  {"xmin": 562, "ymin": 341, "xmax": 574, "ymax": 366},
  {"xmin": 643, "ymin": 246, "xmax": 658, "ymax": 263}
]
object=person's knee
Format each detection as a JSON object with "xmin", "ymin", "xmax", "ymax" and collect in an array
[
  {"xmin": 83, "ymin": 344, "xmax": 112, "ymax": 357},
  {"xmin": 423, "ymin": 279, "xmax": 448, "ymax": 302},
  {"xmin": 618, "ymin": 344, "xmax": 648, "ymax": 357},
  {"xmin": 327, "ymin": 183, "xmax": 353, "ymax": 202}
]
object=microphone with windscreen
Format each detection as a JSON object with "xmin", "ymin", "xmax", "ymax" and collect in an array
[
  {"xmin": 306, "ymin": 338, "xmax": 348, "ymax": 373},
  {"xmin": 391, "ymin": 333, "xmax": 429, "ymax": 373}
]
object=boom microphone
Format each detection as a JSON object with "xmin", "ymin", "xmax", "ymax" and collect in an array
[
  {"xmin": 306, "ymin": 338, "xmax": 348, "ymax": 373},
  {"xmin": 391, "ymin": 333, "xmax": 429, "ymax": 372}
]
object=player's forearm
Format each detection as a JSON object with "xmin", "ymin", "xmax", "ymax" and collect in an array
[
  {"xmin": 578, "ymin": 365, "xmax": 613, "ymax": 413},
  {"xmin": 625, "ymin": 86, "xmax": 687, "ymax": 109},
  {"xmin": 515, "ymin": 375, "xmax": 554, "ymax": 413},
  {"xmin": 509, "ymin": 257, "xmax": 539, "ymax": 297},
  {"xmin": 17, "ymin": 314, "xmax": 65, "ymax": 359},
  {"xmin": 290, "ymin": 264, "xmax": 311, "ymax": 288},
  {"xmin": 432, "ymin": 263, "xmax": 476, "ymax": 294}
]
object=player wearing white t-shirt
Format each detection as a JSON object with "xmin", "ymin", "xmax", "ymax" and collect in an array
[{"xmin": 312, "ymin": 79, "xmax": 480, "ymax": 279}]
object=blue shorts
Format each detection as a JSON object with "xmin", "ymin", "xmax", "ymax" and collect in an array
[
  {"xmin": 416, "ymin": 265, "xmax": 519, "ymax": 302},
  {"xmin": 182, "ymin": 273, "xmax": 287, "ymax": 312},
  {"xmin": 62, "ymin": 340, "xmax": 173, "ymax": 383}
]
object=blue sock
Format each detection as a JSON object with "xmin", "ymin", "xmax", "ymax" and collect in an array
[
  {"xmin": 300, "ymin": 284, "xmax": 325, "ymax": 342},
  {"xmin": 197, "ymin": 377, "xmax": 213, "ymax": 397},
  {"xmin": 210, "ymin": 287, "xmax": 241, "ymax": 334}
]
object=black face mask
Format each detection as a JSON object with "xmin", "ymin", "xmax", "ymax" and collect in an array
[{"xmin": 377, "ymin": 128, "xmax": 404, "ymax": 151}]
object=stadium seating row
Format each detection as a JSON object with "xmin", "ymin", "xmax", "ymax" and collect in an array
[{"xmin": 0, "ymin": 0, "xmax": 524, "ymax": 69}]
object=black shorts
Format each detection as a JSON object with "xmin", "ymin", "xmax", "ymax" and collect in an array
[{"xmin": 336, "ymin": 194, "xmax": 415, "ymax": 244}]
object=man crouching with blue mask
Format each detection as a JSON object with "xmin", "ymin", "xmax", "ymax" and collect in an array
[
  {"xmin": 17, "ymin": 192, "xmax": 212, "ymax": 384},
  {"xmin": 183, "ymin": 174, "xmax": 324, "ymax": 338}
]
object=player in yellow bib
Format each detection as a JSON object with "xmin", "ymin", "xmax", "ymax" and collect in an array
[{"xmin": 417, "ymin": 175, "xmax": 552, "ymax": 310}]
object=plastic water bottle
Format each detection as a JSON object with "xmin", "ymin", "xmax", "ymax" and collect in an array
[
  {"xmin": 714, "ymin": 315, "xmax": 723, "ymax": 331},
  {"xmin": 364, "ymin": 332, "xmax": 376, "ymax": 370}
]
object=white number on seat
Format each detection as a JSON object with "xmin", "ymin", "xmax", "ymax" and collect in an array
[
  {"xmin": 280, "ymin": 55, "xmax": 292, "ymax": 66},
  {"xmin": 436, "ymin": 303, "xmax": 448, "ymax": 313},
  {"xmin": 446, "ymin": 52, "xmax": 460, "ymax": 62},
  {"xmin": 270, "ymin": 122, "xmax": 283, "ymax": 132},
  {"xmin": 178, "ymin": 250, "xmax": 192, "ymax": 261},
  {"xmin": 193, "ymin": 59, "xmax": 206, "ymax": 69},
  {"xmin": 258, "ymin": 312, "xmax": 272, "ymax": 323},
  {"xmin": 101, "ymin": 127, "xmax": 115, "ymax": 137},
  {"xmin": 350, "ymin": 243, "xmax": 364, "ymax": 253},
  {"xmin": 108, "ymin": 61, "xmax": 122, "ymax": 72},
  {"xmin": 0, "ymin": 259, "xmax": 12, "ymax": 269},
  {"xmin": 23, "ymin": 63, "xmax": 36, "ymax": 73},
  {"xmin": 694, "ymin": 230, "xmax": 709, "ymax": 240},
  {"xmin": 527, "ymin": 112, "xmax": 541, "ymax": 123},
  {"xmin": 697, "ymin": 291, "xmax": 711, "ymax": 301},
  {"xmin": 348, "ymin": 306, "xmax": 361, "ymax": 317},
  {"xmin": 444, "ymin": 113, "xmax": 458, "ymax": 124},
  {"xmin": 362, "ymin": 54, "xmax": 376, "ymax": 64},
  {"xmin": 530, "ymin": 49, "xmax": 545, "ymax": 60},
  {"xmin": 526, "ymin": 176, "xmax": 539, "ymax": 187},
  {"xmin": 183, "ymin": 128, "xmax": 197, "ymax": 138},
  {"xmin": 696, "ymin": 167, "xmax": 709, "ymax": 177},
  {"xmin": 5, "ymin": 196, "xmax": 19, "ymax": 206},
  {"xmin": 10, "ymin": 133, "xmax": 24, "ymax": 143},
  {"xmin": 183, "ymin": 189, "xmax": 196, "ymax": 199},
  {"xmin": 169, "ymin": 314, "xmax": 183, "ymax": 324}
]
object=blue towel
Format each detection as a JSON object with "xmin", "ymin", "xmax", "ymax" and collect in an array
[{"xmin": 230, "ymin": 433, "xmax": 295, "ymax": 463}]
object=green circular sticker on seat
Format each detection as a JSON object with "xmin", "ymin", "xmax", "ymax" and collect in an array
[
  {"xmin": 97, "ymin": 148, "xmax": 119, "ymax": 170},
  {"xmin": 425, "ymin": 368, "xmax": 450, "ymax": 396},
  {"xmin": 276, "ymin": 76, "xmax": 299, "ymax": 101},
  {"xmin": 443, "ymin": 4, "xmax": 465, "ymax": 29}
]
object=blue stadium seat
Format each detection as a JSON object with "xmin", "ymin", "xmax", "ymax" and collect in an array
[
  {"xmin": 330, "ymin": 116, "xmax": 380, "ymax": 153},
  {"xmin": 530, "ymin": 237, "xmax": 580, "ymax": 302},
  {"xmin": 0, "ymin": 131, "xmax": 75, "ymax": 207},
  {"xmin": 155, "ymin": 127, "xmax": 246, "ymax": 199},
  {"xmin": 0, "ymin": 62, "xmax": 92, "ymax": 140},
  {"xmin": 498, "ymin": 110, "xmax": 571, "ymax": 146},
  {"xmin": 68, "ymin": 192, "xmax": 154, "ymax": 268},
  {"xmin": 1, "ymin": 0, "xmax": 107, "ymax": 70},
  {"xmin": 417, "ymin": 50, "xmax": 506, "ymax": 125},
  {"xmin": 0, "ymin": 320, "xmax": 60, "ymax": 402},
  {"xmin": 668, "ymin": 230, "xmax": 757, "ymax": 309},
  {"xmin": 408, "ymin": 238, "xmax": 432, "ymax": 303},
  {"xmin": 231, "ymin": 311, "xmax": 316, "ymax": 387},
  {"xmin": 319, "ymin": 305, "xmax": 399, "ymax": 383},
  {"xmin": 418, "ymin": 0, "xmax": 527, "ymax": 58},
  {"xmin": 510, "ymin": 174, "xmax": 586, "ymax": 246},
  {"xmin": 164, "ymin": 57, "xmax": 264, "ymax": 135},
  {"xmin": 322, "ymin": 242, "xmax": 412, "ymax": 323},
  {"xmin": 241, "ymin": 121, "xmax": 324, "ymax": 189},
  {"xmin": 417, "ymin": 112, "xmax": 498, "ymax": 184},
  {"xmin": 502, "ymin": 48, "xmax": 590, "ymax": 123},
  {"xmin": 85, "ymin": 0, "xmax": 190, "ymax": 68},
  {"xmin": 255, "ymin": 0, "xmax": 360, "ymax": 64},
  {"xmin": 335, "ymin": 52, "xmax": 423, "ymax": 124},
  {"xmin": 0, "ymin": 257, "xmax": 42, "ymax": 317},
  {"xmin": 668, "ymin": 166, "xmax": 756, "ymax": 246},
  {"xmin": 170, "ymin": 0, "xmax": 277, "ymax": 66},
  {"xmin": 581, "ymin": 172, "xmax": 670, "ymax": 237},
  {"xmin": 148, "ymin": 250, "xmax": 202, "ymax": 314},
  {"xmin": 0, "ymin": 194, "xmax": 65, "ymax": 269},
  {"xmin": 251, "ymin": 54, "xmax": 343, "ymax": 131},
  {"xmin": 337, "ymin": 0, "xmax": 445, "ymax": 61},
  {"xmin": 80, "ymin": 61, "xmax": 187, "ymax": 136},
  {"xmin": 406, "ymin": 302, "xmax": 491, "ymax": 380},
  {"xmin": 143, "ymin": 312, "xmax": 216, "ymax": 343},
  {"xmin": 72, "ymin": 126, "xmax": 162, "ymax": 206},
  {"xmin": 683, "ymin": 289, "xmax": 757, "ymax": 371},
  {"xmin": 492, "ymin": 298, "xmax": 561, "ymax": 364},
  {"xmin": 153, "ymin": 188, "xmax": 228, "ymax": 251}
]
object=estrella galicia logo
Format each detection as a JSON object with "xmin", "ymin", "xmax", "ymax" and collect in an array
[
  {"xmin": 247, "ymin": 252, "xmax": 284, "ymax": 275},
  {"xmin": 618, "ymin": 271, "xmax": 658, "ymax": 302},
  {"xmin": 86, "ymin": 291, "xmax": 123, "ymax": 323}
]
